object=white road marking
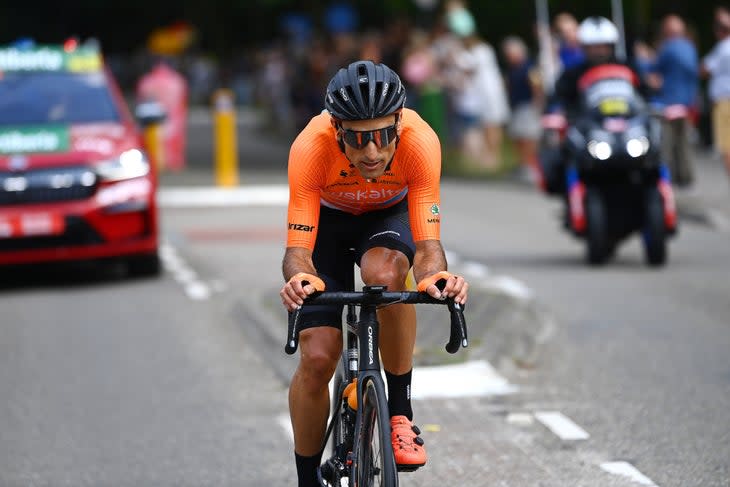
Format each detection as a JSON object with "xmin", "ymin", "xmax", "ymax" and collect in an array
[
  {"xmin": 506, "ymin": 412, "xmax": 535, "ymax": 426},
  {"xmin": 534, "ymin": 411, "xmax": 590, "ymax": 441},
  {"xmin": 185, "ymin": 282, "xmax": 212, "ymax": 301},
  {"xmin": 411, "ymin": 360, "xmax": 517, "ymax": 399},
  {"xmin": 159, "ymin": 241, "xmax": 216, "ymax": 301},
  {"xmin": 277, "ymin": 413, "xmax": 294, "ymax": 443},
  {"xmin": 600, "ymin": 461, "xmax": 658, "ymax": 486},
  {"xmin": 159, "ymin": 185, "xmax": 289, "ymax": 208}
]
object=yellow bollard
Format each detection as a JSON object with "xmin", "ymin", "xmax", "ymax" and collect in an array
[
  {"xmin": 135, "ymin": 101, "xmax": 166, "ymax": 173},
  {"xmin": 143, "ymin": 123, "xmax": 165, "ymax": 173},
  {"xmin": 213, "ymin": 89, "xmax": 239, "ymax": 187}
]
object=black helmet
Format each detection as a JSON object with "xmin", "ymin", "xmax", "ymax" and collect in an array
[{"xmin": 325, "ymin": 60, "xmax": 406, "ymax": 120}]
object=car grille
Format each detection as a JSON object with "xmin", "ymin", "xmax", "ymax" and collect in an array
[
  {"xmin": 0, "ymin": 166, "xmax": 97, "ymax": 205},
  {"xmin": 0, "ymin": 216, "xmax": 104, "ymax": 251}
]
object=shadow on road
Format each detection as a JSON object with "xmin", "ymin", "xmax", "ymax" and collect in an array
[{"xmin": 0, "ymin": 260, "xmax": 159, "ymax": 292}]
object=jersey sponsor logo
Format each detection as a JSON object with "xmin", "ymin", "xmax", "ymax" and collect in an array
[
  {"xmin": 326, "ymin": 181, "xmax": 359, "ymax": 189},
  {"xmin": 376, "ymin": 179, "xmax": 402, "ymax": 186},
  {"xmin": 333, "ymin": 188, "xmax": 403, "ymax": 201},
  {"xmin": 430, "ymin": 204, "xmax": 440, "ymax": 215},
  {"xmin": 427, "ymin": 218, "xmax": 440, "ymax": 224},
  {"xmin": 288, "ymin": 223, "xmax": 316, "ymax": 232}
]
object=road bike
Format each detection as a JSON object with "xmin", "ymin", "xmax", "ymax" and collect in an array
[{"xmin": 285, "ymin": 281, "xmax": 467, "ymax": 487}]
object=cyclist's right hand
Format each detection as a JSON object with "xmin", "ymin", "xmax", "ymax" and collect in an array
[{"xmin": 280, "ymin": 272, "xmax": 326, "ymax": 311}]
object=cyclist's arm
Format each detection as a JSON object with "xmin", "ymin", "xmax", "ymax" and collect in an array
[
  {"xmin": 413, "ymin": 240, "xmax": 468, "ymax": 304},
  {"xmin": 413, "ymin": 239, "xmax": 447, "ymax": 283},
  {"xmin": 281, "ymin": 120, "xmax": 328, "ymax": 310},
  {"xmin": 281, "ymin": 246, "xmax": 323, "ymax": 311}
]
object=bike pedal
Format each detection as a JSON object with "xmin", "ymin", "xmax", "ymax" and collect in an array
[{"xmin": 396, "ymin": 463, "xmax": 425, "ymax": 473}]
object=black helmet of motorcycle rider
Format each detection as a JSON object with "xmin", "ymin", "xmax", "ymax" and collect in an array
[
  {"xmin": 324, "ymin": 60, "xmax": 406, "ymax": 121},
  {"xmin": 577, "ymin": 16, "xmax": 619, "ymax": 65}
]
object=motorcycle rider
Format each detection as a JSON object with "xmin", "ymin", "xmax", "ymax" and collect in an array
[{"xmin": 541, "ymin": 16, "xmax": 646, "ymax": 194}]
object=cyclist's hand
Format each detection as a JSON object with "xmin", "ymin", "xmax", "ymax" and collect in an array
[
  {"xmin": 280, "ymin": 272, "xmax": 325, "ymax": 311},
  {"xmin": 417, "ymin": 271, "xmax": 468, "ymax": 305}
]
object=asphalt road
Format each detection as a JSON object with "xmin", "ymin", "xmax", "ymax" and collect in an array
[{"xmin": 0, "ymin": 154, "xmax": 728, "ymax": 486}]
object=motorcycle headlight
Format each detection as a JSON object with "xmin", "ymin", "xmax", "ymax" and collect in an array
[
  {"xmin": 626, "ymin": 137, "xmax": 650, "ymax": 158},
  {"xmin": 587, "ymin": 140, "xmax": 612, "ymax": 161},
  {"xmin": 96, "ymin": 149, "xmax": 150, "ymax": 181}
]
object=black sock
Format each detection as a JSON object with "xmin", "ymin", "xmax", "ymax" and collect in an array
[
  {"xmin": 385, "ymin": 369, "xmax": 413, "ymax": 420},
  {"xmin": 295, "ymin": 450, "xmax": 323, "ymax": 487}
]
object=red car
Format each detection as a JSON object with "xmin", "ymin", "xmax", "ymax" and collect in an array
[{"xmin": 0, "ymin": 43, "xmax": 160, "ymax": 275}]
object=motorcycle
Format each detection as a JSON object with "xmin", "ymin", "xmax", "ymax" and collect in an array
[{"xmin": 540, "ymin": 64, "xmax": 677, "ymax": 266}]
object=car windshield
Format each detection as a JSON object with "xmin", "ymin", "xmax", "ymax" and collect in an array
[{"xmin": 0, "ymin": 71, "xmax": 120, "ymax": 125}]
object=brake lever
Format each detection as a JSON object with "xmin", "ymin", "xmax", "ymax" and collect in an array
[
  {"xmin": 445, "ymin": 299, "xmax": 468, "ymax": 354},
  {"xmin": 285, "ymin": 307, "xmax": 301, "ymax": 355}
]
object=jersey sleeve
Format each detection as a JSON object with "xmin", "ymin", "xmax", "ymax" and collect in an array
[
  {"xmin": 286, "ymin": 123, "xmax": 327, "ymax": 250},
  {"xmin": 402, "ymin": 112, "xmax": 442, "ymax": 241}
]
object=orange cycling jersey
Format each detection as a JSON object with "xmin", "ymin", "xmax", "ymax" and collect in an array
[{"xmin": 286, "ymin": 108, "xmax": 442, "ymax": 250}]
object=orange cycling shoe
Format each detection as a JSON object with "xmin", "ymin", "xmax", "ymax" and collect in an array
[{"xmin": 390, "ymin": 415, "xmax": 427, "ymax": 471}]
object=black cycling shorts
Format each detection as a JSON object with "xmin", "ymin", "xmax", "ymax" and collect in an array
[{"xmin": 299, "ymin": 198, "xmax": 416, "ymax": 330}]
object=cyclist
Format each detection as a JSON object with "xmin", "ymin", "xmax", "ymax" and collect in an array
[{"xmin": 280, "ymin": 60, "xmax": 469, "ymax": 487}]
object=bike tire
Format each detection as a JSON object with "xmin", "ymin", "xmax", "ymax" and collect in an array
[
  {"xmin": 352, "ymin": 376, "xmax": 398, "ymax": 487},
  {"xmin": 585, "ymin": 187, "xmax": 610, "ymax": 265},
  {"xmin": 642, "ymin": 186, "xmax": 667, "ymax": 267}
]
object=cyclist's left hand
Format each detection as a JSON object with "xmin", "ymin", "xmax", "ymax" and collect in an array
[{"xmin": 417, "ymin": 271, "xmax": 468, "ymax": 305}]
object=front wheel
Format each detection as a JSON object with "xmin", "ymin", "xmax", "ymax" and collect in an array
[
  {"xmin": 352, "ymin": 377, "xmax": 398, "ymax": 487},
  {"xmin": 585, "ymin": 188, "xmax": 610, "ymax": 265},
  {"xmin": 642, "ymin": 187, "xmax": 668, "ymax": 267}
]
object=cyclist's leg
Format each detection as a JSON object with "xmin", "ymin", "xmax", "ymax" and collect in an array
[
  {"xmin": 290, "ymin": 326, "xmax": 341, "ymax": 486},
  {"xmin": 356, "ymin": 199, "xmax": 417, "ymax": 410},
  {"xmin": 360, "ymin": 247, "xmax": 415, "ymax": 377},
  {"xmin": 355, "ymin": 200, "xmax": 427, "ymax": 469}
]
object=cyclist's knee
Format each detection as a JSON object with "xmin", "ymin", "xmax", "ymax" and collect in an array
[
  {"xmin": 362, "ymin": 266, "xmax": 405, "ymax": 288},
  {"xmin": 298, "ymin": 328, "xmax": 341, "ymax": 386},
  {"xmin": 361, "ymin": 251, "xmax": 409, "ymax": 288}
]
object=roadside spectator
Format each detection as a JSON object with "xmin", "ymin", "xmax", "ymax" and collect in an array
[
  {"xmin": 502, "ymin": 36, "xmax": 543, "ymax": 184},
  {"xmin": 554, "ymin": 12, "xmax": 584, "ymax": 71},
  {"xmin": 401, "ymin": 29, "xmax": 444, "ymax": 136},
  {"xmin": 445, "ymin": 2, "xmax": 510, "ymax": 170},
  {"xmin": 638, "ymin": 14, "xmax": 699, "ymax": 187},
  {"xmin": 701, "ymin": 6, "xmax": 730, "ymax": 184}
]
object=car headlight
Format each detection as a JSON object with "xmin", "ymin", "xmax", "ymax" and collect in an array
[
  {"xmin": 587, "ymin": 140, "xmax": 612, "ymax": 160},
  {"xmin": 96, "ymin": 149, "xmax": 150, "ymax": 181},
  {"xmin": 626, "ymin": 137, "xmax": 650, "ymax": 158}
]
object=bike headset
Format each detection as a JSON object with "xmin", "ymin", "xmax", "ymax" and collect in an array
[{"xmin": 324, "ymin": 60, "xmax": 407, "ymax": 157}]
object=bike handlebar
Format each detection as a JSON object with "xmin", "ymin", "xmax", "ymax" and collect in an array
[{"xmin": 285, "ymin": 290, "xmax": 468, "ymax": 356}]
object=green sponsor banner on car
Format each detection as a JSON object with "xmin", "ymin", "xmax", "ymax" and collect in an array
[
  {"xmin": 0, "ymin": 46, "xmax": 101, "ymax": 73},
  {"xmin": 0, "ymin": 126, "xmax": 70, "ymax": 154}
]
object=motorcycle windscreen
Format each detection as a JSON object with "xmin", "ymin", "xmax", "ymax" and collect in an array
[{"xmin": 578, "ymin": 65, "xmax": 640, "ymax": 118}]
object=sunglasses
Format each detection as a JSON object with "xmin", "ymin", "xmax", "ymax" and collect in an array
[{"xmin": 340, "ymin": 124, "xmax": 398, "ymax": 149}]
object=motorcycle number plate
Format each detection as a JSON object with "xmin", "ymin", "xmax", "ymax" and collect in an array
[{"xmin": 599, "ymin": 98, "xmax": 629, "ymax": 116}]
